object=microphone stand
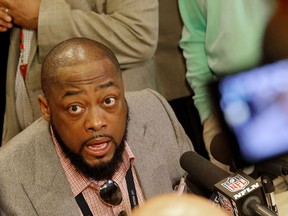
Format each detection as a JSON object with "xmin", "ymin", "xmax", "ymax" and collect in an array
[
  {"xmin": 261, "ymin": 175, "xmax": 279, "ymax": 215},
  {"xmin": 243, "ymin": 196, "xmax": 277, "ymax": 216}
]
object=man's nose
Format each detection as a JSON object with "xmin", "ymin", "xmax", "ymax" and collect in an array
[{"xmin": 85, "ymin": 108, "xmax": 105, "ymax": 133}]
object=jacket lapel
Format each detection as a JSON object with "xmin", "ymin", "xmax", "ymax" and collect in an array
[
  {"xmin": 22, "ymin": 120, "xmax": 79, "ymax": 215},
  {"xmin": 127, "ymin": 120, "xmax": 175, "ymax": 200}
]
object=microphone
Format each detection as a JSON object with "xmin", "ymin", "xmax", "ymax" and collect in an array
[
  {"xmin": 180, "ymin": 151, "xmax": 230, "ymax": 192},
  {"xmin": 180, "ymin": 151, "xmax": 277, "ymax": 216}
]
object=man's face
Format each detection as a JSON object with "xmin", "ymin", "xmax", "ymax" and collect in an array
[{"xmin": 40, "ymin": 58, "xmax": 127, "ymax": 171}]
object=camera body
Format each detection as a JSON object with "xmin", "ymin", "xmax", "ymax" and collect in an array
[{"xmin": 209, "ymin": 60, "xmax": 288, "ymax": 166}]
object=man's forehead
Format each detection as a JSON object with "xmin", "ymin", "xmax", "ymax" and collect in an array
[
  {"xmin": 49, "ymin": 79, "xmax": 122, "ymax": 101},
  {"xmin": 45, "ymin": 59, "xmax": 121, "ymax": 98},
  {"xmin": 54, "ymin": 58, "xmax": 119, "ymax": 79}
]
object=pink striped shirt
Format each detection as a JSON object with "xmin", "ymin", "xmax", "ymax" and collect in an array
[{"xmin": 51, "ymin": 129, "xmax": 145, "ymax": 216}]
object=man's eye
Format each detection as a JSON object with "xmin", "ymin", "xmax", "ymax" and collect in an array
[
  {"xmin": 68, "ymin": 105, "xmax": 84, "ymax": 114},
  {"xmin": 104, "ymin": 97, "xmax": 116, "ymax": 107}
]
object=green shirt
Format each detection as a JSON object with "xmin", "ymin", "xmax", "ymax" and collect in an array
[{"xmin": 179, "ymin": 0, "xmax": 275, "ymax": 121}]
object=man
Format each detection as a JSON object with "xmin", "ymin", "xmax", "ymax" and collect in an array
[
  {"xmin": 0, "ymin": 31, "xmax": 9, "ymax": 142},
  {"xmin": 262, "ymin": 0, "xmax": 288, "ymax": 214},
  {"xmin": 262, "ymin": 0, "xmax": 288, "ymax": 63},
  {"xmin": 179, "ymin": 0, "xmax": 276, "ymax": 170},
  {"xmin": 155, "ymin": 0, "xmax": 207, "ymax": 159},
  {"xmin": 0, "ymin": 0, "xmax": 158, "ymax": 145},
  {"xmin": 132, "ymin": 193, "xmax": 228, "ymax": 216},
  {"xmin": 0, "ymin": 38, "xmax": 193, "ymax": 215}
]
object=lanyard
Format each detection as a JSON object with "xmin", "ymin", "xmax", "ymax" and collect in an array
[
  {"xmin": 75, "ymin": 193, "xmax": 93, "ymax": 216},
  {"xmin": 125, "ymin": 165, "xmax": 139, "ymax": 209},
  {"xmin": 19, "ymin": 28, "xmax": 28, "ymax": 79},
  {"xmin": 75, "ymin": 166, "xmax": 138, "ymax": 216}
]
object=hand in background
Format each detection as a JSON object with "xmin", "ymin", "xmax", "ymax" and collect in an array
[
  {"xmin": 0, "ymin": 0, "xmax": 40, "ymax": 30},
  {"xmin": 0, "ymin": 7, "xmax": 12, "ymax": 32}
]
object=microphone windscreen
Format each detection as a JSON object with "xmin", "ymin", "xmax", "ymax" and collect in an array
[{"xmin": 180, "ymin": 151, "xmax": 230, "ymax": 192}]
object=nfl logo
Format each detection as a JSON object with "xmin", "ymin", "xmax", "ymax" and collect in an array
[
  {"xmin": 217, "ymin": 193, "xmax": 234, "ymax": 215},
  {"xmin": 221, "ymin": 174, "xmax": 249, "ymax": 193}
]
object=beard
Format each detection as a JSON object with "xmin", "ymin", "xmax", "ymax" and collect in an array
[{"xmin": 51, "ymin": 120, "xmax": 128, "ymax": 181}]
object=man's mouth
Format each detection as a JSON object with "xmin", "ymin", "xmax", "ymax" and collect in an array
[{"xmin": 84, "ymin": 137, "xmax": 112, "ymax": 157}]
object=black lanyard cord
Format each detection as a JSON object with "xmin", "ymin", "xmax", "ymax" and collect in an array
[
  {"xmin": 75, "ymin": 192, "xmax": 93, "ymax": 216},
  {"xmin": 125, "ymin": 165, "xmax": 139, "ymax": 209}
]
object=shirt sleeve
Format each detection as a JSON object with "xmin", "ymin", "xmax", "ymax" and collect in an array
[{"xmin": 179, "ymin": 0, "xmax": 213, "ymax": 122}]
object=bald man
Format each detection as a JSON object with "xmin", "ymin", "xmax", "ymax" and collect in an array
[
  {"xmin": 132, "ymin": 193, "xmax": 228, "ymax": 216},
  {"xmin": 0, "ymin": 38, "xmax": 193, "ymax": 215}
]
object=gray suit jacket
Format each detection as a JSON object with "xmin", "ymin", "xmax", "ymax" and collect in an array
[
  {"xmin": 0, "ymin": 89, "xmax": 194, "ymax": 215},
  {"xmin": 3, "ymin": 0, "xmax": 158, "ymax": 145}
]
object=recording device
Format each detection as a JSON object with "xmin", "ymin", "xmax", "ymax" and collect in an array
[
  {"xmin": 209, "ymin": 60, "xmax": 288, "ymax": 166},
  {"xmin": 211, "ymin": 132, "xmax": 288, "ymax": 177},
  {"xmin": 180, "ymin": 151, "xmax": 277, "ymax": 216}
]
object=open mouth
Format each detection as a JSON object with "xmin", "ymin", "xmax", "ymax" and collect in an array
[{"xmin": 84, "ymin": 137, "xmax": 112, "ymax": 157}]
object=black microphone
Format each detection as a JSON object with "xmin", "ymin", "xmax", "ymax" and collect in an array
[
  {"xmin": 180, "ymin": 151, "xmax": 277, "ymax": 216},
  {"xmin": 180, "ymin": 151, "xmax": 230, "ymax": 192}
]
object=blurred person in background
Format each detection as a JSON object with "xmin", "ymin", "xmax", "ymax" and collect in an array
[
  {"xmin": 132, "ymin": 193, "xmax": 228, "ymax": 216},
  {"xmin": 155, "ymin": 0, "xmax": 207, "ymax": 158},
  {"xmin": 263, "ymin": 0, "xmax": 288, "ymax": 64},
  {"xmin": 0, "ymin": 31, "xmax": 9, "ymax": 145},
  {"xmin": 179, "ymin": 0, "xmax": 276, "ymax": 170},
  {"xmin": 262, "ymin": 0, "xmax": 288, "ymax": 214}
]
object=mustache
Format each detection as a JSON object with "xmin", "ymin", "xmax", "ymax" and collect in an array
[{"xmin": 80, "ymin": 134, "xmax": 117, "ymax": 152}]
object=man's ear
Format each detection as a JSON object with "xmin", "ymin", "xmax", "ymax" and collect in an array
[{"xmin": 38, "ymin": 95, "xmax": 50, "ymax": 122}]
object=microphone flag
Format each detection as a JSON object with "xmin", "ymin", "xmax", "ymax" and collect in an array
[{"xmin": 214, "ymin": 171, "xmax": 266, "ymax": 216}]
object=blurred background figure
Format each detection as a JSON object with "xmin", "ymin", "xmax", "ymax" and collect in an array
[
  {"xmin": 0, "ymin": 31, "xmax": 9, "ymax": 143},
  {"xmin": 262, "ymin": 0, "xmax": 288, "ymax": 63},
  {"xmin": 179, "ymin": 0, "xmax": 276, "ymax": 170},
  {"xmin": 0, "ymin": 0, "xmax": 158, "ymax": 145},
  {"xmin": 262, "ymin": 0, "xmax": 288, "ymax": 214},
  {"xmin": 156, "ymin": 0, "xmax": 207, "ymax": 157},
  {"xmin": 132, "ymin": 193, "xmax": 228, "ymax": 216}
]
